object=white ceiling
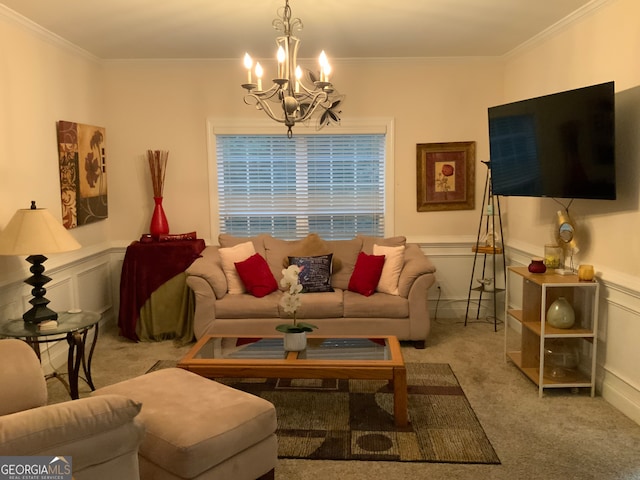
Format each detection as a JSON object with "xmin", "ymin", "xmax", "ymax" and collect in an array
[{"xmin": 1, "ymin": 0, "xmax": 598, "ymax": 60}]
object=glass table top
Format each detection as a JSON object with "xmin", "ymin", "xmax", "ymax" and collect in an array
[
  {"xmin": 0, "ymin": 311, "xmax": 100, "ymax": 338},
  {"xmin": 193, "ymin": 337, "xmax": 391, "ymax": 361}
]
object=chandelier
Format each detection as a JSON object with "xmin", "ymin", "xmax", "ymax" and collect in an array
[{"xmin": 241, "ymin": 0, "xmax": 340, "ymax": 137}]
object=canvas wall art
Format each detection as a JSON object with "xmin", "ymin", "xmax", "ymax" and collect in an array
[{"xmin": 57, "ymin": 121, "xmax": 108, "ymax": 228}]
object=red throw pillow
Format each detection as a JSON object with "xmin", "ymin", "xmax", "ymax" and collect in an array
[
  {"xmin": 234, "ymin": 253, "xmax": 278, "ymax": 298},
  {"xmin": 348, "ymin": 252, "xmax": 386, "ymax": 297}
]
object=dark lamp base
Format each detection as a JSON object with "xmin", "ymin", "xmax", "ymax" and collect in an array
[
  {"xmin": 23, "ymin": 305, "xmax": 58, "ymax": 324},
  {"xmin": 23, "ymin": 254, "xmax": 58, "ymax": 325}
]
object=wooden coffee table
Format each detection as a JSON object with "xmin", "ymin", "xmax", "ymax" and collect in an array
[{"xmin": 178, "ymin": 335, "xmax": 408, "ymax": 427}]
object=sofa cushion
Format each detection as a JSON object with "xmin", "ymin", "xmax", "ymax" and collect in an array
[
  {"xmin": 328, "ymin": 238, "xmax": 363, "ymax": 290},
  {"xmin": 373, "ymin": 244, "xmax": 405, "ymax": 295},
  {"xmin": 358, "ymin": 235, "xmax": 406, "ymax": 254},
  {"xmin": 343, "ymin": 290, "xmax": 409, "ymax": 318},
  {"xmin": 216, "ymin": 291, "xmax": 282, "ymax": 318},
  {"xmin": 218, "ymin": 233, "xmax": 268, "ymax": 258},
  {"xmin": 235, "ymin": 253, "xmax": 278, "ymax": 298},
  {"xmin": 288, "ymin": 254, "xmax": 334, "ymax": 293},
  {"xmin": 263, "ymin": 236, "xmax": 303, "ymax": 287},
  {"xmin": 285, "ymin": 233, "xmax": 342, "ymax": 272},
  {"xmin": 287, "ymin": 290, "xmax": 344, "ymax": 318},
  {"xmin": 219, "ymin": 241, "xmax": 256, "ymax": 294},
  {"xmin": 348, "ymin": 252, "xmax": 386, "ymax": 297}
]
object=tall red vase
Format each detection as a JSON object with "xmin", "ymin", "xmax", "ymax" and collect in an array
[{"xmin": 150, "ymin": 196, "xmax": 169, "ymax": 239}]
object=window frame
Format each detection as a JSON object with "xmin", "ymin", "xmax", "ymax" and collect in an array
[{"xmin": 207, "ymin": 118, "xmax": 395, "ymax": 242}]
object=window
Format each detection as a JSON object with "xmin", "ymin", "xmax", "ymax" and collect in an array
[{"xmin": 214, "ymin": 131, "xmax": 388, "ymax": 240}]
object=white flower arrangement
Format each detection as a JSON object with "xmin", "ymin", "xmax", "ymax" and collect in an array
[{"xmin": 276, "ymin": 264, "xmax": 318, "ymax": 333}]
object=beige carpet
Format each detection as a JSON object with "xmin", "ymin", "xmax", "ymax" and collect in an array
[
  {"xmin": 147, "ymin": 361, "xmax": 500, "ymax": 464},
  {"xmin": 46, "ymin": 319, "xmax": 640, "ymax": 480}
]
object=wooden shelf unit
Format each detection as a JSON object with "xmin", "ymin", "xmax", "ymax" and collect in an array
[{"xmin": 504, "ymin": 266, "xmax": 599, "ymax": 397}]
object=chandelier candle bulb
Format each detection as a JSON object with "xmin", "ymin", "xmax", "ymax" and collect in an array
[
  {"xmin": 295, "ymin": 66, "xmax": 302, "ymax": 93},
  {"xmin": 243, "ymin": 53, "xmax": 253, "ymax": 84},
  {"xmin": 319, "ymin": 50, "xmax": 328, "ymax": 82},
  {"xmin": 255, "ymin": 62, "xmax": 263, "ymax": 91},
  {"xmin": 277, "ymin": 46, "xmax": 286, "ymax": 78}
]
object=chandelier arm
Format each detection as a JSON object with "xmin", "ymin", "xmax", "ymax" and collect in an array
[
  {"xmin": 244, "ymin": 94, "xmax": 287, "ymax": 124},
  {"xmin": 245, "ymin": 84, "xmax": 282, "ymax": 102},
  {"xmin": 292, "ymin": 91, "xmax": 331, "ymax": 123}
]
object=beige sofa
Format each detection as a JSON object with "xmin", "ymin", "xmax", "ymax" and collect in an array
[
  {"xmin": 0, "ymin": 339, "xmax": 144, "ymax": 480},
  {"xmin": 186, "ymin": 234, "xmax": 437, "ymax": 348}
]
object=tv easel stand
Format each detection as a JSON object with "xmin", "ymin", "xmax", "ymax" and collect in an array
[{"xmin": 465, "ymin": 161, "xmax": 506, "ymax": 331}]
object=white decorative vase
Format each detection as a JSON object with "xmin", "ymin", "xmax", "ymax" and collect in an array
[
  {"xmin": 546, "ymin": 297, "xmax": 575, "ymax": 329},
  {"xmin": 284, "ymin": 331, "xmax": 307, "ymax": 351}
]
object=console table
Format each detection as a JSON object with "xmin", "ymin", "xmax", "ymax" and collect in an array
[
  {"xmin": 118, "ymin": 239, "xmax": 205, "ymax": 342},
  {"xmin": 0, "ymin": 310, "xmax": 101, "ymax": 399}
]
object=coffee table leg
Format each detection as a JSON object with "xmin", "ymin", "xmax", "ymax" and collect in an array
[{"xmin": 393, "ymin": 366, "xmax": 408, "ymax": 427}]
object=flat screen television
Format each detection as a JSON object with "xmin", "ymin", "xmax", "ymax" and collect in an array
[{"xmin": 488, "ymin": 81, "xmax": 616, "ymax": 200}]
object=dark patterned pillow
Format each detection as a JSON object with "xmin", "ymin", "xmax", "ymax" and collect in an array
[{"xmin": 288, "ymin": 254, "xmax": 334, "ymax": 293}]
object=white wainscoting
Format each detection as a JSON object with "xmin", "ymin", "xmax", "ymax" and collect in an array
[
  {"xmin": 419, "ymin": 240, "xmax": 640, "ymax": 426},
  {"xmin": 1, "ymin": 241, "xmax": 638, "ymax": 425},
  {"xmin": 0, "ymin": 249, "xmax": 115, "ymax": 377}
]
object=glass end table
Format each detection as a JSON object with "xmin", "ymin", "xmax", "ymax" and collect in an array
[{"xmin": 0, "ymin": 311, "xmax": 101, "ymax": 399}]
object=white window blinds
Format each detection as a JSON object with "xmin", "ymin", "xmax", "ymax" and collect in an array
[{"xmin": 216, "ymin": 134, "xmax": 386, "ymax": 240}]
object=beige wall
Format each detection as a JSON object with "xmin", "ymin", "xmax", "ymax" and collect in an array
[
  {"xmin": 102, "ymin": 58, "xmax": 504, "ymax": 244},
  {"xmin": 500, "ymin": 0, "xmax": 640, "ymax": 423},
  {"xmin": 0, "ymin": 10, "xmax": 109, "ymax": 278},
  {"xmin": 501, "ymin": 0, "xmax": 640, "ymax": 286},
  {"xmin": 1, "ymin": 0, "xmax": 640, "ymax": 422}
]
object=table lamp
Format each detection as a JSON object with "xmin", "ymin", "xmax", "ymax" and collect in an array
[{"xmin": 0, "ymin": 201, "xmax": 81, "ymax": 324}]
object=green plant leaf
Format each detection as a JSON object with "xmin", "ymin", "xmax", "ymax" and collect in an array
[
  {"xmin": 296, "ymin": 322, "xmax": 318, "ymax": 331},
  {"xmin": 276, "ymin": 324, "xmax": 304, "ymax": 333}
]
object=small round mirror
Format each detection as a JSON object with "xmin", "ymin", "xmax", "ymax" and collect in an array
[{"xmin": 559, "ymin": 222, "xmax": 574, "ymax": 243}]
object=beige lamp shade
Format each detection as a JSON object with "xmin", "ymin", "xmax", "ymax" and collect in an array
[{"xmin": 0, "ymin": 204, "xmax": 81, "ymax": 256}]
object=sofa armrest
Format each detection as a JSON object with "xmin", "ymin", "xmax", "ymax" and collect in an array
[
  {"xmin": 0, "ymin": 394, "xmax": 144, "ymax": 470},
  {"xmin": 186, "ymin": 275, "xmax": 219, "ymax": 340},
  {"xmin": 407, "ymin": 272, "xmax": 436, "ymax": 343},
  {"xmin": 398, "ymin": 244, "xmax": 437, "ymax": 298},
  {"xmin": 186, "ymin": 246, "xmax": 227, "ymax": 299}
]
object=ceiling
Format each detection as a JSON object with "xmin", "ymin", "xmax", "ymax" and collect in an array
[{"xmin": 1, "ymin": 0, "xmax": 597, "ymax": 60}]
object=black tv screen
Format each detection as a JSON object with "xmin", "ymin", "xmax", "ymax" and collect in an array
[{"xmin": 488, "ymin": 81, "xmax": 616, "ymax": 200}]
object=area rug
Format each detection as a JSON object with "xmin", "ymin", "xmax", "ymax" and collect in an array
[{"xmin": 146, "ymin": 361, "xmax": 500, "ymax": 464}]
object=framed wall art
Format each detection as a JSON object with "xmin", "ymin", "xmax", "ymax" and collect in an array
[
  {"xmin": 57, "ymin": 121, "xmax": 108, "ymax": 228},
  {"xmin": 416, "ymin": 141, "xmax": 475, "ymax": 212}
]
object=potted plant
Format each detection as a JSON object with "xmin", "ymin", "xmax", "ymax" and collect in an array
[{"xmin": 276, "ymin": 264, "xmax": 317, "ymax": 351}]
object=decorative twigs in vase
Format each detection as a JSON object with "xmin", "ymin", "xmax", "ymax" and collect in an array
[{"xmin": 147, "ymin": 150, "xmax": 170, "ymax": 238}]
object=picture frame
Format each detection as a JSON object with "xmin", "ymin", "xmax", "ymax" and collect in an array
[{"xmin": 416, "ymin": 141, "xmax": 475, "ymax": 211}]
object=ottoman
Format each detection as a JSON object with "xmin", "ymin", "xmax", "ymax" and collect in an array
[{"xmin": 93, "ymin": 368, "xmax": 277, "ymax": 480}]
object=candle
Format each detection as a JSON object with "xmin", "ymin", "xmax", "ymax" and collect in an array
[
  {"xmin": 319, "ymin": 51, "xmax": 328, "ymax": 82},
  {"xmin": 255, "ymin": 62, "xmax": 263, "ymax": 91},
  {"xmin": 578, "ymin": 264, "xmax": 595, "ymax": 281},
  {"xmin": 243, "ymin": 53, "xmax": 253, "ymax": 84},
  {"xmin": 295, "ymin": 66, "xmax": 302, "ymax": 93},
  {"xmin": 277, "ymin": 46, "xmax": 286, "ymax": 78}
]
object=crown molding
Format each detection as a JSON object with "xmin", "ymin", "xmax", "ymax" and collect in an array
[
  {"xmin": 504, "ymin": 0, "xmax": 613, "ymax": 59},
  {"xmin": 0, "ymin": 3, "xmax": 99, "ymax": 63}
]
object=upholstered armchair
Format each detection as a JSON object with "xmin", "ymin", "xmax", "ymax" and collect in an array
[{"xmin": 0, "ymin": 339, "xmax": 144, "ymax": 480}]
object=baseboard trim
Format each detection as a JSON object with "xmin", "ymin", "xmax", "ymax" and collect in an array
[{"xmin": 601, "ymin": 369, "xmax": 640, "ymax": 426}]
